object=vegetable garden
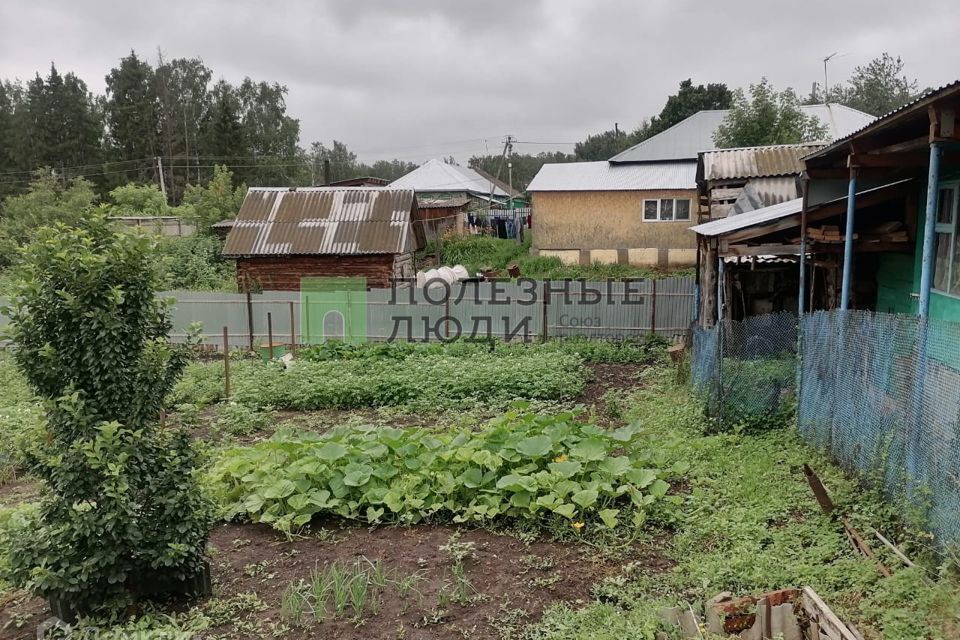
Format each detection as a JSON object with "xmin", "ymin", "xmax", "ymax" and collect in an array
[{"xmin": 0, "ymin": 219, "xmax": 959, "ymax": 639}]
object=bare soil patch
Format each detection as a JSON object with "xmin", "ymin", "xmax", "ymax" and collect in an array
[{"xmin": 0, "ymin": 521, "xmax": 672, "ymax": 640}]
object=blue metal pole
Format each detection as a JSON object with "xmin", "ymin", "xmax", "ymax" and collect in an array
[
  {"xmin": 798, "ymin": 176, "xmax": 809, "ymax": 315},
  {"xmin": 918, "ymin": 142, "xmax": 943, "ymax": 318},
  {"xmin": 840, "ymin": 170, "xmax": 857, "ymax": 310}
]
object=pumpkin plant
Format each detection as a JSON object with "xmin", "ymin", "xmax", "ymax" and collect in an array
[{"xmin": 1, "ymin": 214, "xmax": 213, "ymax": 615}]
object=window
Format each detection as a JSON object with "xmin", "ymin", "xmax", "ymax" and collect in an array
[
  {"xmin": 643, "ymin": 198, "xmax": 691, "ymax": 222},
  {"xmin": 934, "ymin": 184, "xmax": 960, "ymax": 297}
]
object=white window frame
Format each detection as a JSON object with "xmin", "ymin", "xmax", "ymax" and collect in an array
[
  {"xmin": 643, "ymin": 198, "xmax": 691, "ymax": 222},
  {"xmin": 933, "ymin": 181, "xmax": 960, "ymax": 298}
]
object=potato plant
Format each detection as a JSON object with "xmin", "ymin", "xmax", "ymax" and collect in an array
[
  {"xmin": 211, "ymin": 407, "xmax": 679, "ymax": 534},
  {"xmin": 230, "ymin": 351, "xmax": 585, "ymax": 411}
]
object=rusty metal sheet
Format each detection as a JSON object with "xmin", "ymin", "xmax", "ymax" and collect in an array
[{"xmin": 222, "ymin": 187, "xmax": 423, "ymax": 257}]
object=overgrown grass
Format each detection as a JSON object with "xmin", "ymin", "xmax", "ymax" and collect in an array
[
  {"xmin": 0, "ymin": 354, "xmax": 44, "ymax": 484},
  {"xmin": 524, "ymin": 367, "xmax": 960, "ymax": 640},
  {"xmin": 422, "ymin": 235, "xmax": 689, "ymax": 280}
]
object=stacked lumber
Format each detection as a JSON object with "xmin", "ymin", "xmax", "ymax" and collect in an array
[
  {"xmin": 861, "ymin": 220, "xmax": 909, "ymax": 243},
  {"xmin": 807, "ymin": 225, "xmax": 858, "ymax": 243}
]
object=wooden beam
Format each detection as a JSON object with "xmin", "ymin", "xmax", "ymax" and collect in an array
[
  {"xmin": 720, "ymin": 243, "xmax": 802, "ymax": 257},
  {"xmin": 720, "ymin": 182, "xmax": 913, "ymax": 243},
  {"xmin": 849, "ymin": 152, "xmax": 931, "ymax": 168}
]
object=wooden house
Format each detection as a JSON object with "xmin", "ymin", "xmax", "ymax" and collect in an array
[
  {"xmin": 222, "ymin": 187, "xmax": 425, "ymax": 291},
  {"xmin": 527, "ymin": 106, "xmax": 872, "ymax": 269}
]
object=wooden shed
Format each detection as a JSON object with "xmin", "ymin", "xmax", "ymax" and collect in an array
[{"xmin": 222, "ymin": 187, "xmax": 426, "ymax": 291}]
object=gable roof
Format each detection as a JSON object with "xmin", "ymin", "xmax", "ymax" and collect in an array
[
  {"xmin": 610, "ymin": 104, "xmax": 875, "ymax": 164},
  {"xmin": 222, "ymin": 187, "xmax": 425, "ymax": 257},
  {"xmin": 390, "ymin": 159, "xmax": 509, "ymax": 197},
  {"xmin": 526, "ymin": 160, "xmax": 696, "ymax": 192}
]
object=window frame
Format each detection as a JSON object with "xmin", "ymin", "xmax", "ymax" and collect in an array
[
  {"xmin": 642, "ymin": 197, "xmax": 692, "ymax": 222},
  {"xmin": 933, "ymin": 181, "xmax": 960, "ymax": 298}
]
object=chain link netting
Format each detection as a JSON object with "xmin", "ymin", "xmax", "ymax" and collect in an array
[
  {"xmin": 798, "ymin": 310, "xmax": 960, "ymax": 548},
  {"xmin": 692, "ymin": 312, "xmax": 798, "ymax": 430},
  {"xmin": 693, "ymin": 308, "xmax": 960, "ymax": 547}
]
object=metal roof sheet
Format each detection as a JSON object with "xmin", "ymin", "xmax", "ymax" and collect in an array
[
  {"xmin": 691, "ymin": 178, "xmax": 914, "ymax": 238},
  {"xmin": 390, "ymin": 159, "xmax": 509, "ymax": 197},
  {"xmin": 222, "ymin": 187, "xmax": 424, "ymax": 257},
  {"xmin": 690, "ymin": 198, "xmax": 803, "ymax": 237},
  {"xmin": 526, "ymin": 160, "xmax": 696, "ymax": 191},
  {"xmin": 611, "ymin": 105, "xmax": 875, "ymax": 163},
  {"xmin": 700, "ymin": 143, "xmax": 826, "ymax": 181},
  {"xmin": 803, "ymin": 81, "xmax": 960, "ymax": 162}
]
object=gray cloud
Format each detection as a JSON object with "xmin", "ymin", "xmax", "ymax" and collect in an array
[{"xmin": 1, "ymin": 0, "xmax": 958, "ymax": 163}]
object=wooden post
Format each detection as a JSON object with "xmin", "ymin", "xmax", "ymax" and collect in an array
[
  {"xmin": 289, "ymin": 301, "xmax": 297, "ymax": 355},
  {"xmin": 304, "ymin": 294, "xmax": 311, "ymax": 345},
  {"xmin": 650, "ymin": 278, "xmax": 657, "ymax": 336},
  {"xmin": 541, "ymin": 281, "xmax": 550, "ymax": 342},
  {"xmin": 222, "ymin": 326, "xmax": 231, "ymax": 398},
  {"xmin": 245, "ymin": 286, "xmax": 255, "ymax": 352},
  {"xmin": 267, "ymin": 312, "xmax": 274, "ymax": 359}
]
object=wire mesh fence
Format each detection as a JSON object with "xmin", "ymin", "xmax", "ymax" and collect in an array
[
  {"xmin": 798, "ymin": 310, "xmax": 960, "ymax": 548},
  {"xmin": 691, "ymin": 312, "xmax": 799, "ymax": 430}
]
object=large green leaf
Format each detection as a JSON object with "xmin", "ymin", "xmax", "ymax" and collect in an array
[
  {"xmin": 597, "ymin": 457, "xmax": 631, "ymax": 478},
  {"xmin": 262, "ymin": 479, "xmax": 296, "ymax": 499},
  {"xmin": 570, "ymin": 438, "xmax": 607, "ymax": 462},
  {"xmin": 571, "ymin": 488, "xmax": 599, "ymax": 508},
  {"xmin": 547, "ymin": 459, "xmax": 582, "ymax": 478},
  {"xmin": 315, "ymin": 442, "xmax": 348, "ymax": 462},
  {"xmin": 514, "ymin": 435, "xmax": 553, "ymax": 458}
]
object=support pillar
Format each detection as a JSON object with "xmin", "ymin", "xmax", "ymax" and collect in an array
[
  {"xmin": 840, "ymin": 168, "xmax": 857, "ymax": 311},
  {"xmin": 798, "ymin": 172, "xmax": 810, "ymax": 315},
  {"xmin": 918, "ymin": 142, "xmax": 943, "ymax": 318}
]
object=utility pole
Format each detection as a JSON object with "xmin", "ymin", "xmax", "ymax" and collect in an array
[
  {"xmin": 323, "ymin": 159, "xmax": 331, "ymax": 186},
  {"xmin": 156, "ymin": 156, "xmax": 168, "ymax": 205}
]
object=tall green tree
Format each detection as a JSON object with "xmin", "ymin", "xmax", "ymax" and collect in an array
[
  {"xmin": 646, "ymin": 79, "xmax": 733, "ymax": 137},
  {"xmin": 104, "ymin": 51, "xmax": 160, "ymax": 184},
  {"xmin": 181, "ymin": 164, "xmax": 246, "ymax": 229},
  {"xmin": 714, "ymin": 79, "xmax": 829, "ymax": 148},
  {"xmin": 574, "ymin": 129, "xmax": 635, "ymax": 161},
  {"xmin": 199, "ymin": 81, "xmax": 249, "ymax": 166},
  {"xmin": 154, "ymin": 54, "xmax": 213, "ymax": 201},
  {"xmin": 841, "ymin": 53, "xmax": 920, "ymax": 116}
]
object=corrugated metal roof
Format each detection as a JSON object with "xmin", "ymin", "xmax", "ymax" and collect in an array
[
  {"xmin": 803, "ymin": 81, "xmax": 960, "ymax": 162},
  {"xmin": 526, "ymin": 160, "xmax": 696, "ymax": 191},
  {"xmin": 700, "ymin": 143, "xmax": 826, "ymax": 181},
  {"xmin": 222, "ymin": 187, "xmax": 424, "ymax": 257},
  {"xmin": 390, "ymin": 159, "xmax": 509, "ymax": 197},
  {"xmin": 691, "ymin": 198, "xmax": 803, "ymax": 237},
  {"xmin": 610, "ymin": 104, "xmax": 875, "ymax": 163},
  {"xmin": 691, "ymin": 178, "xmax": 914, "ymax": 238}
]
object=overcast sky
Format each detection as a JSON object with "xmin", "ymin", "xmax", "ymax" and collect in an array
[{"xmin": 1, "ymin": 0, "xmax": 958, "ymax": 164}]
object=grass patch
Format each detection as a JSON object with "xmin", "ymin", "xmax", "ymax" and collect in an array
[
  {"xmin": 523, "ymin": 367, "xmax": 960, "ymax": 640},
  {"xmin": 422, "ymin": 235, "xmax": 688, "ymax": 280}
]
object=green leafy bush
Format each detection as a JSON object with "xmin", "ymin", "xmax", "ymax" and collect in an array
[
  {"xmin": 169, "ymin": 361, "xmax": 227, "ymax": 407},
  {"xmin": 1, "ymin": 214, "xmax": 214, "ymax": 615},
  {"xmin": 210, "ymin": 408, "xmax": 678, "ymax": 534},
  {"xmin": 214, "ymin": 403, "xmax": 276, "ymax": 437},
  {"xmin": 153, "ymin": 234, "xmax": 235, "ymax": 292},
  {"xmin": 231, "ymin": 351, "xmax": 584, "ymax": 411}
]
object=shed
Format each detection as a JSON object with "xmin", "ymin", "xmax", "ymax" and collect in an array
[{"xmin": 222, "ymin": 187, "xmax": 425, "ymax": 291}]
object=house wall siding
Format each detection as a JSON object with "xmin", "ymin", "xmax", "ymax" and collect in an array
[
  {"xmin": 236, "ymin": 254, "xmax": 400, "ymax": 291},
  {"xmin": 531, "ymin": 189, "xmax": 698, "ymax": 267}
]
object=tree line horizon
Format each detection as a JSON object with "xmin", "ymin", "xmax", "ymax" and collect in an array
[{"xmin": 0, "ymin": 50, "xmax": 921, "ymax": 201}]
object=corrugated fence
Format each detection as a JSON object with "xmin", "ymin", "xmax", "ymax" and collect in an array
[{"xmin": 159, "ymin": 277, "xmax": 696, "ymax": 347}]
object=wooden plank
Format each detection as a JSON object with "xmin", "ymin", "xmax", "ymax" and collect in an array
[
  {"xmin": 721, "ymin": 244, "xmax": 802, "ymax": 257},
  {"xmin": 712, "ymin": 187, "xmax": 743, "ymax": 201},
  {"xmin": 802, "ymin": 587, "xmax": 861, "ymax": 640}
]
